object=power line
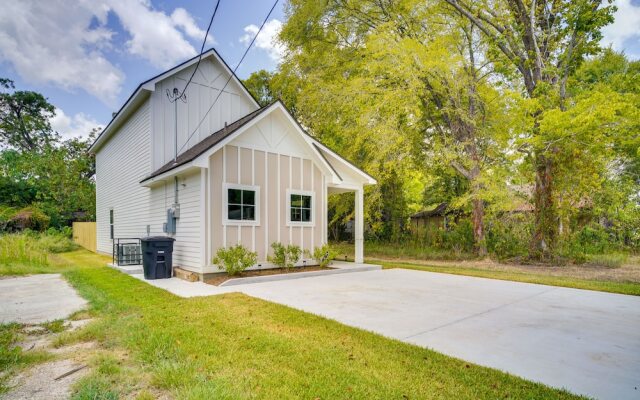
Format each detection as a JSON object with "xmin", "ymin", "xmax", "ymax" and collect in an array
[
  {"xmin": 169, "ymin": 0, "xmax": 221, "ymax": 103},
  {"xmin": 175, "ymin": 0, "xmax": 279, "ymax": 155}
]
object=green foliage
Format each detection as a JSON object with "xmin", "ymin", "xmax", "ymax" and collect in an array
[
  {"xmin": 0, "ymin": 79, "xmax": 97, "ymax": 230},
  {"xmin": 36, "ymin": 231, "xmax": 78, "ymax": 253},
  {"xmin": 268, "ymin": 242, "xmax": 302, "ymax": 270},
  {"xmin": 243, "ymin": 70, "xmax": 276, "ymax": 106},
  {"xmin": 213, "ymin": 245, "xmax": 258, "ymax": 276},
  {"xmin": 307, "ymin": 244, "xmax": 337, "ymax": 268},
  {"xmin": 0, "ymin": 78, "xmax": 56, "ymax": 151},
  {"xmin": 486, "ymin": 216, "xmax": 532, "ymax": 261},
  {"xmin": 2, "ymin": 206, "xmax": 50, "ymax": 232}
]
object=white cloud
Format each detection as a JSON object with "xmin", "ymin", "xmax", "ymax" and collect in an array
[
  {"xmin": 171, "ymin": 8, "xmax": 216, "ymax": 45},
  {"xmin": 0, "ymin": 0, "xmax": 214, "ymax": 105},
  {"xmin": 105, "ymin": 0, "xmax": 201, "ymax": 69},
  {"xmin": 602, "ymin": 0, "xmax": 640, "ymax": 58},
  {"xmin": 240, "ymin": 19, "xmax": 286, "ymax": 62},
  {"xmin": 50, "ymin": 108, "xmax": 104, "ymax": 140},
  {"xmin": 0, "ymin": 0, "xmax": 124, "ymax": 104}
]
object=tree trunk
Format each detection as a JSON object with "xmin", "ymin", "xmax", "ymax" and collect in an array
[
  {"xmin": 471, "ymin": 196, "xmax": 487, "ymax": 257},
  {"xmin": 530, "ymin": 154, "xmax": 556, "ymax": 260}
]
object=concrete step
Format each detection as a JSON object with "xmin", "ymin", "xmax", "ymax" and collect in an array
[{"xmin": 108, "ymin": 263, "xmax": 143, "ymax": 275}]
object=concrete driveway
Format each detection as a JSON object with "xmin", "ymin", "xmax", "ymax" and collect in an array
[
  {"xmin": 233, "ymin": 268, "xmax": 640, "ymax": 400},
  {"xmin": 0, "ymin": 274, "xmax": 87, "ymax": 324}
]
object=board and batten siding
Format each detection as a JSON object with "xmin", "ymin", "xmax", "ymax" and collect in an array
[
  {"xmin": 209, "ymin": 144, "xmax": 325, "ymax": 264},
  {"xmin": 149, "ymin": 58, "xmax": 257, "ymax": 171},
  {"xmin": 95, "ymin": 99, "xmax": 202, "ymax": 270}
]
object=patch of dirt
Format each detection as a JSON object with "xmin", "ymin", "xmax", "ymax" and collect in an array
[
  {"xmin": 205, "ymin": 266, "xmax": 333, "ymax": 286},
  {"xmin": 50, "ymin": 341, "xmax": 97, "ymax": 355},
  {"xmin": 378, "ymin": 257, "xmax": 640, "ymax": 283},
  {"xmin": 3, "ymin": 359, "xmax": 88, "ymax": 400}
]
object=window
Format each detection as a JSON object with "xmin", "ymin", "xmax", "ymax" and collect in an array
[
  {"xmin": 109, "ymin": 209, "xmax": 114, "ymax": 239},
  {"xmin": 287, "ymin": 190, "xmax": 314, "ymax": 225},
  {"xmin": 224, "ymin": 184, "xmax": 260, "ymax": 225}
]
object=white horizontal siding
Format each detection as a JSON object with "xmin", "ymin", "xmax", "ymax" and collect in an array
[{"xmin": 96, "ymin": 101, "xmax": 151, "ymax": 255}]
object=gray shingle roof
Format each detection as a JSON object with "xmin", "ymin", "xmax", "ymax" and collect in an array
[{"xmin": 140, "ymin": 102, "xmax": 274, "ymax": 183}]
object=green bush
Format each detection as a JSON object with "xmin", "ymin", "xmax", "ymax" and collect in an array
[
  {"xmin": 37, "ymin": 232, "xmax": 78, "ymax": 253},
  {"xmin": 268, "ymin": 242, "xmax": 302, "ymax": 270},
  {"xmin": 307, "ymin": 244, "xmax": 337, "ymax": 267},
  {"xmin": 486, "ymin": 216, "xmax": 531, "ymax": 261},
  {"xmin": 3, "ymin": 206, "xmax": 50, "ymax": 232},
  {"xmin": 213, "ymin": 245, "xmax": 257, "ymax": 276}
]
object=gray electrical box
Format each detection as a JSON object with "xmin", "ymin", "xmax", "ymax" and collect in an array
[{"xmin": 164, "ymin": 208, "xmax": 177, "ymax": 234}]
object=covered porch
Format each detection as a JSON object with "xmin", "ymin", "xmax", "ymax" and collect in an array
[{"xmin": 327, "ymin": 184, "xmax": 366, "ymax": 264}]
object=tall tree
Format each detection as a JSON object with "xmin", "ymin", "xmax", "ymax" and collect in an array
[
  {"xmin": 443, "ymin": 0, "xmax": 616, "ymax": 259},
  {"xmin": 279, "ymin": 0, "xmax": 514, "ymax": 254},
  {"xmin": 0, "ymin": 78, "xmax": 57, "ymax": 151}
]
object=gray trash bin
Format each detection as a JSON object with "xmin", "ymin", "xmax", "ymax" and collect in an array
[{"xmin": 141, "ymin": 236, "xmax": 175, "ymax": 279}]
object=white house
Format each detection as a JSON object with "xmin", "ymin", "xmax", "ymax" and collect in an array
[{"xmin": 90, "ymin": 49, "xmax": 375, "ymax": 278}]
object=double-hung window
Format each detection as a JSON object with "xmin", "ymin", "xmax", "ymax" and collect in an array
[
  {"xmin": 224, "ymin": 184, "xmax": 260, "ymax": 225},
  {"xmin": 287, "ymin": 190, "xmax": 314, "ymax": 225}
]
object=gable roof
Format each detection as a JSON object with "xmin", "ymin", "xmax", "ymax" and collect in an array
[
  {"xmin": 141, "ymin": 102, "xmax": 273, "ymax": 182},
  {"xmin": 140, "ymin": 100, "xmax": 376, "ymax": 186},
  {"xmin": 89, "ymin": 48, "xmax": 260, "ymax": 153}
]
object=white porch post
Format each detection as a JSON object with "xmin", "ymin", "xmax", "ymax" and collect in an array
[{"xmin": 355, "ymin": 186, "xmax": 364, "ymax": 264}]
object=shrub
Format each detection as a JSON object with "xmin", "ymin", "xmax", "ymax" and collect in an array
[
  {"xmin": 213, "ymin": 245, "xmax": 257, "ymax": 276},
  {"xmin": 5, "ymin": 206, "xmax": 50, "ymax": 232},
  {"xmin": 587, "ymin": 253, "xmax": 628, "ymax": 268},
  {"xmin": 37, "ymin": 231, "xmax": 78, "ymax": 253},
  {"xmin": 307, "ymin": 244, "xmax": 337, "ymax": 267},
  {"xmin": 486, "ymin": 215, "xmax": 531, "ymax": 261},
  {"xmin": 268, "ymin": 242, "xmax": 302, "ymax": 270}
]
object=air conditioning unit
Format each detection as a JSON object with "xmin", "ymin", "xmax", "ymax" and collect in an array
[{"xmin": 118, "ymin": 243, "xmax": 141, "ymax": 265}]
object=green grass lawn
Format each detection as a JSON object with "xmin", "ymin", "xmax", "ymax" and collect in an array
[
  {"xmin": 332, "ymin": 242, "xmax": 640, "ymax": 296},
  {"xmin": 1, "ymin": 250, "xmax": 586, "ymax": 399},
  {"xmin": 381, "ymin": 261, "xmax": 640, "ymax": 296}
]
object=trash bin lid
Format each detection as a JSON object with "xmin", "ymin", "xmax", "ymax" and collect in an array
[{"xmin": 141, "ymin": 236, "xmax": 176, "ymax": 242}]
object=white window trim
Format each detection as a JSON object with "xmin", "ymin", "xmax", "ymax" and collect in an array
[
  {"xmin": 223, "ymin": 183, "xmax": 261, "ymax": 226},
  {"xmin": 286, "ymin": 189, "xmax": 315, "ymax": 227}
]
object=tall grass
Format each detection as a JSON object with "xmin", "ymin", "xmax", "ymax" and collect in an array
[
  {"xmin": 0, "ymin": 232, "xmax": 78, "ymax": 275},
  {"xmin": 0, "ymin": 234, "xmax": 48, "ymax": 267}
]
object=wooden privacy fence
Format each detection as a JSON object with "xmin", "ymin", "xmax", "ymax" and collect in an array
[{"xmin": 73, "ymin": 222, "xmax": 97, "ymax": 253}]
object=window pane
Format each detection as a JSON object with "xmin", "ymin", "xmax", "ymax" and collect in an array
[
  {"xmin": 301, "ymin": 195, "xmax": 312, "ymax": 208},
  {"xmin": 109, "ymin": 209, "xmax": 114, "ymax": 223},
  {"xmin": 291, "ymin": 194, "xmax": 302, "ymax": 207},
  {"xmin": 242, "ymin": 205, "xmax": 255, "ymax": 220},
  {"xmin": 301, "ymin": 208, "xmax": 311, "ymax": 222},
  {"xmin": 228, "ymin": 189, "xmax": 242, "ymax": 204},
  {"xmin": 228, "ymin": 204, "xmax": 242, "ymax": 220},
  {"xmin": 243, "ymin": 190, "xmax": 255, "ymax": 206},
  {"xmin": 291, "ymin": 208, "xmax": 301, "ymax": 221}
]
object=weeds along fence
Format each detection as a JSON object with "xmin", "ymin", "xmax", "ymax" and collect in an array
[{"xmin": 72, "ymin": 222, "xmax": 97, "ymax": 252}]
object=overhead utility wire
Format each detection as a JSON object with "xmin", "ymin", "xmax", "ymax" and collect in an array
[
  {"xmin": 169, "ymin": 0, "xmax": 221, "ymax": 103},
  {"xmin": 175, "ymin": 0, "xmax": 280, "ymax": 156}
]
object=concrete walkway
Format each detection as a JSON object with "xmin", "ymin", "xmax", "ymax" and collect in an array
[
  {"xmin": 137, "ymin": 267, "xmax": 640, "ymax": 399},
  {"xmin": 0, "ymin": 274, "xmax": 87, "ymax": 324}
]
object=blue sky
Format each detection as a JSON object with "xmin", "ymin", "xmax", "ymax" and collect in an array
[{"xmin": 0, "ymin": 0, "xmax": 638, "ymax": 140}]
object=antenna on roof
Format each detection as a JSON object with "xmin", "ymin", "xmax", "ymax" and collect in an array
[{"xmin": 166, "ymin": 88, "xmax": 187, "ymax": 164}]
